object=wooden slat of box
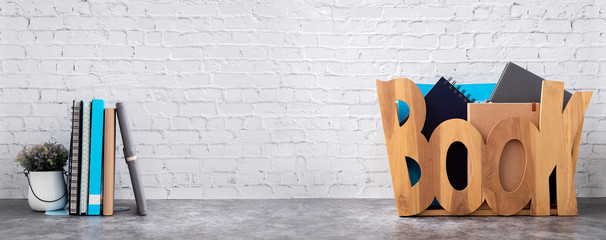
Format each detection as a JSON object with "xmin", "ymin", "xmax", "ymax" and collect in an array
[{"xmin": 468, "ymin": 102, "xmax": 539, "ymax": 192}]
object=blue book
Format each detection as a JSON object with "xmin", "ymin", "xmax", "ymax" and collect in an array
[{"xmin": 88, "ymin": 99, "xmax": 105, "ymax": 215}]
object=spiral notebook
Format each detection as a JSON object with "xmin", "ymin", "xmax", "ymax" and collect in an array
[
  {"xmin": 421, "ymin": 77, "xmax": 475, "ymax": 138},
  {"xmin": 422, "ymin": 77, "xmax": 475, "ymax": 191}
]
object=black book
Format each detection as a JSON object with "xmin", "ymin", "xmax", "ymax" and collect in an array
[{"xmin": 422, "ymin": 77, "xmax": 474, "ymax": 191}]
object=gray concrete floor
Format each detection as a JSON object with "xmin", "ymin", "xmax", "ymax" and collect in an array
[{"xmin": 1, "ymin": 198, "xmax": 605, "ymax": 239}]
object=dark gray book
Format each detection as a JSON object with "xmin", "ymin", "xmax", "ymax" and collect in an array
[
  {"xmin": 489, "ymin": 62, "xmax": 567, "ymax": 204},
  {"xmin": 489, "ymin": 62, "xmax": 572, "ymax": 110}
]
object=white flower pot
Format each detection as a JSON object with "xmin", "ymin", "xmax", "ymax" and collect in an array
[{"xmin": 27, "ymin": 171, "xmax": 68, "ymax": 212}]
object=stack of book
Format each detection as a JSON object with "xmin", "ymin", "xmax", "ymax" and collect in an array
[{"xmin": 68, "ymin": 99, "xmax": 116, "ymax": 216}]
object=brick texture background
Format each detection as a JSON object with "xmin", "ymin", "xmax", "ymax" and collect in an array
[{"xmin": 1, "ymin": 0, "xmax": 605, "ymax": 199}]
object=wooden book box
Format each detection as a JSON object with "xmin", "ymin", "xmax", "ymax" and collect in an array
[{"xmin": 376, "ymin": 78, "xmax": 592, "ymax": 216}]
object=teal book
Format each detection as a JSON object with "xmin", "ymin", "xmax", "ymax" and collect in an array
[{"xmin": 87, "ymin": 99, "xmax": 104, "ymax": 215}]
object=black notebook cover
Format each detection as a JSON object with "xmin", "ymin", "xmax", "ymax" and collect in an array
[
  {"xmin": 422, "ymin": 77, "xmax": 472, "ymax": 191},
  {"xmin": 489, "ymin": 62, "xmax": 572, "ymax": 110}
]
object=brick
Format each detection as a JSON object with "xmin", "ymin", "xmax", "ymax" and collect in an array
[
  {"xmin": 431, "ymin": 49, "xmax": 467, "ymax": 62},
  {"xmin": 14, "ymin": 131, "xmax": 52, "ymax": 143},
  {"xmin": 240, "ymin": 185, "xmax": 273, "ymax": 198},
  {"xmin": 29, "ymin": 17, "xmax": 63, "ymax": 30},
  {"xmin": 132, "ymin": 131, "xmax": 162, "ymax": 144},
  {"xmin": 465, "ymin": 20, "xmax": 497, "ymax": 32},
  {"xmin": 206, "ymin": 46, "xmax": 241, "ymax": 58},
  {"xmin": 219, "ymin": 4, "xmax": 252, "ymax": 16},
  {"xmin": 168, "ymin": 187, "xmax": 204, "ymax": 199},
  {"xmin": 360, "ymin": 186, "xmax": 393, "ymax": 198},
  {"xmin": 240, "ymin": 158, "xmax": 271, "ymax": 171},
  {"xmin": 164, "ymin": 32, "xmax": 199, "ymax": 46},
  {"xmin": 134, "ymin": 46, "xmax": 170, "ymax": 59},
  {"xmin": 328, "ymin": 185, "xmax": 361, "ymax": 197},
  {"xmin": 182, "ymin": 4, "xmax": 219, "ymax": 16},
  {"xmin": 205, "ymin": 187, "xmax": 239, "ymax": 199},
  {"xmin": 383, "ymin": 7, "xmax": 419, "ymax": 19},
  {"xmin": 204, "ymin": 159, "xmax": 237, "ymax": 171},
  {"xmin": 420, "ymin": 7, "xmax": 454, "ymax": 19},
  {"xmin": 539, "ymin": 47, "xmax": 574, "ymax": 60},
  {"xmin": 182, "ymin": 103, "xmax": 216, "ymax": 115},
  {"xmin": 146, "ymin": 4, "xmax": 180, "ymax": 16},
  {"xmin": 467, "ymin": 48, "xmax": 502, "ymax": 60},
  {"xmin": 501, "ymin": 19, "xmax": 535, "ymax": 32},
  {"xmin": 25, "ymin": 46, "xmax": 59, "ymax": 58},
  {"xmin": 64, "ymin": 17, "xmax": 98, "ymax": 29},
  {"xmin": 576, "ymin": 47, "xmax": 606, "ymax": 60},
  {"xmin": 251, "ymin": 5, "xmax": 282, "ymax": 17},
  {"xmin": 538, "ymin": 20, "xmax": 572, "ymax": 32},
  {"xmin": 0, "ymin": 45, "xmax": 25, "ymax": 58},
  {"xmin": 62, "ymin": 45, "xmax": 96, "ymax": 58},
  {"xmin": 166, "ymin": 159, "xmax": 200, "ymax": 171},
  {"xmin": 274, "ymin": 186, "xmax": 306, "ymax": 198},
  {"xmin": 102, "ymin": 17, "xmax": 136, "ymax": 30},
  {"xmin": 504, "ymin": 47, "xmax": 539, "ymax": 60},
  {"xmin": 99, "ymin": 46, "xmax": 133, "ymax": 58},
  {"xmin": 166, "ymin": 130, "xmax": 199, "ymax": 143},
  {"xmin": 171, "ymin": 47, "xmax": 204, "ymax": 59},
  {"xmin": 572, "ymin": 19, "xmax": 606, "ymax": 32},
  {"xmin": 0, "ymin": 132, "xmax": 13, "ymax": 144}
]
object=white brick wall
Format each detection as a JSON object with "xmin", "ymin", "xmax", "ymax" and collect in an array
[{"xmin": 1, "ymin": 0, "xmax": 605, "ymax": 199}]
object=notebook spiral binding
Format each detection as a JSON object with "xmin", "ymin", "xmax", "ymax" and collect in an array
[{"xmin": 443, "ymin": 76, "xmax": 476, "ymax": 103}]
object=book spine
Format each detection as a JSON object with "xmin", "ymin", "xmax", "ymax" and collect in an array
[
  {"xmin": 67, "ymin": 101, "xmax": 74, "ymax": 213},
  {"xmin": 88, "ymin": 99, "xmax": 105, "ymax": 215},
  {"xmin": 77, "ymin": 100, "xmax": 83, "ymax": 214},
  {"xmin": 69, "ymin": 101, "xmax": 81, "ymax": 215},
  {"xmin": 79, "ymin": 102, "xmax": 91, "ymax": 215},
  {"xmin": 102, "ymin": 108, "xmax": 116, "ymax": 216}
]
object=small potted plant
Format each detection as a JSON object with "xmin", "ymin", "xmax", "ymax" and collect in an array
[{"xmin": 15, "ymin": 142, "xmax": 69, "ymax": 211}]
